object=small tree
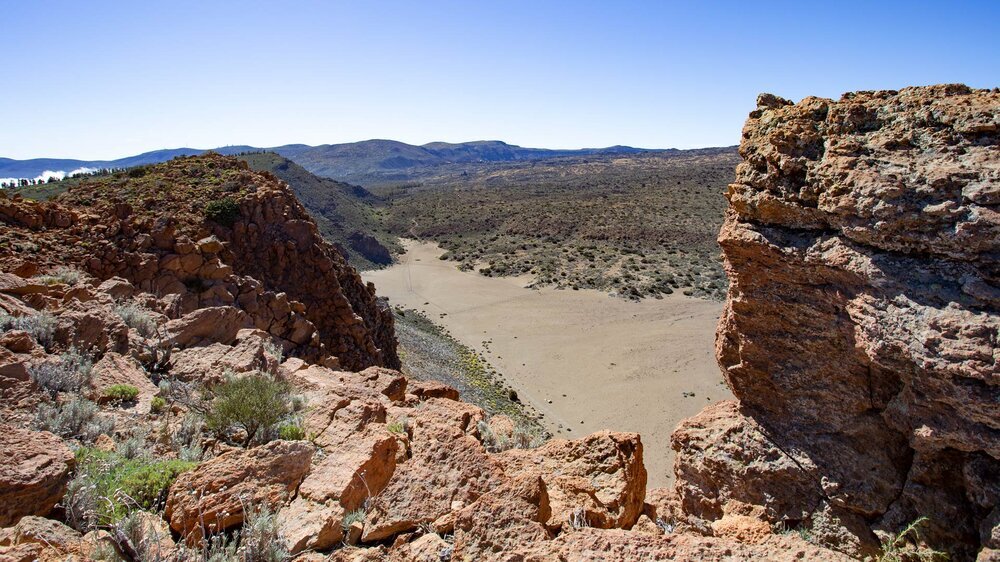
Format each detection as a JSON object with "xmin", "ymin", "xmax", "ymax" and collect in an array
[{"xmin": 205, "ymin": 373, "xmax": 291, "ymax": 447}]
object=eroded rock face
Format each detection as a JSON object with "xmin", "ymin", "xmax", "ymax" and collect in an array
[
  {"xmin": 674, "ymin": 85, "xmax": 999, "ymax": 560},
  {"xmin": 0, "ymin": 427, "xmax": 75, "ymax": 527}
]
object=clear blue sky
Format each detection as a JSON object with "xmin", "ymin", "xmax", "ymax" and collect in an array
[{"xmin": 2, "ymin": 0, "xmax": 997, "ymax": 160}]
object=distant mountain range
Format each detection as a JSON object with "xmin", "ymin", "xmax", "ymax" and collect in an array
[{"xmin": 0, "ymin": 140, "xmax": 664, "ymax": 185}]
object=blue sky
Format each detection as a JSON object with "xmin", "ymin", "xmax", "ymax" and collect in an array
[{"xmin": 2, "ymin": 0, "xmax": 997, "ymax": 160}]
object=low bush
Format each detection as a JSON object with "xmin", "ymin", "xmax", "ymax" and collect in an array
[
  {"xmin": 0, "ymin": 310, "xmax": 57, "ymax": 350},
  {"xmin": 29, "ymin": 347, "xmax": 93, "ymax": 397},
  {"xmin": 66, "ymin": 447, "xmax": 196, "ymax": 531},
  {"xmin": 113, "ymin": 302, "xmax": 158, "ymax": 338},
  {"xmin": 205, "ymin": 372, "xmax": 294, "ymax": 447},
  {"xmin": 34, "ymin": 396, "xmax": 114, "ymax": 441},
  {"xmin": 150, "ymin": 396, "xmax": 167, "ymax": 414},
  {"xmin": 34, "ymin": 267, "xmax": 82, "ymax": 286},
  {"xmin": 204, "ymin": 197, "xmax": 241, "ymax": 227},
  {"xmin": 103, "ymin": 384, "xmax": 139, "ymax": 403},
  {"xmin": 277, "ymin": 420, "xmax": 306, "ymax": 441}
]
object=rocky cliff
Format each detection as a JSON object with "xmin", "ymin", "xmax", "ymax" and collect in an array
[
  {"xmin": 0, "ymin": 154, "xmax": 398, "ymax": 370},
  {"xmin": 672, "ymin": 84, "xmax": 999, "ymax": 560}
]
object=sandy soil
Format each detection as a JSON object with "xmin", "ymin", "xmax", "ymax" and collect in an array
[{"xmin": 364, "ymin": 239, "xmax": 731, "ymax": 487}]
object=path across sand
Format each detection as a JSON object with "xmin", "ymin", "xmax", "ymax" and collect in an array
[{"xmin": 364, "ymin": 239, "xmax": 730, "ymax": 487}]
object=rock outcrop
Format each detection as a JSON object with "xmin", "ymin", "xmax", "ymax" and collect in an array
[
  {"xmin": 0, "ymin": 427, "xmax": 75, "ymax": 526},
  {"xmin": 672, "ymin": 85, "xmax": 999, "ymax": 560},
  {"xmin": 0, "ymin": 153, "xmax": 398, "ymax": 371}
]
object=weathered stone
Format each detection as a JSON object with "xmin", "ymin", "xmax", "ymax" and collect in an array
[
  {"xmin": 164, "ymin": 440, "xmax": 313, "ymax": 543},
  {"xmin": 497, "ymin": 431, "xmax": 647, "ymax": 531},
  {"xmin": 0, "ymin": 427, "xmax": 74, "ymax": 526},
  {"xmin": 165, "ymin": 306, "xmax": 248, "ymax": 347}
]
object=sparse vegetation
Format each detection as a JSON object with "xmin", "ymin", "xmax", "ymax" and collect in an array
[
  {"xmin": 66, "ymin": 447, "xmax": 196, "ymax": 531},
  {"xmin": 876, "ymin": 517, "xmax": 948, "ymax": 562},
  {"xmin": 0, "ymin": 310, "xmax": 58, "ymax": 350},
  {"xmin": 391, "ymin": 307, "xmax": 546, "ymax": 436},
  {"xmin": 29, "ymin": 347, "xmax": 93, "ymax": 397},
  {"xmin": 34, "ymin": 396, "xmax": 114, "ymax": 441},
  {"xmin": 476, "ymin": 419, "xmax": 545, "ymax": 452},
  {"xmin": 113, "ymin": 302, "xmax": 158, "ymax": 338},
  {"xmin": 150, "ymin": 396, "xmax": 167, "ymax": 414},
  {"xmin": 380, "ymin": 149, "xmax": 737, "ymax": 300},
  {"xmin": 34, "ymin": 267, "xmax": 83, "ymax": 286}
]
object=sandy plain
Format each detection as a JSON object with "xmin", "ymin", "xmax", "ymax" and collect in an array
[{"xmin": 364, "ymin": 239, "xmax": 731, "ymax": 487}]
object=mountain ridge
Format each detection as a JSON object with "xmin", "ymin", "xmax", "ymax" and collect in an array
[{"xmin": 0, "ymin": 140, "xmax": 724, "ymax": 183}]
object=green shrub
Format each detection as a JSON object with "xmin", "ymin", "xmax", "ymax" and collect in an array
[
  {"xmin": 103, "ymin": 384, "xmax": 139, "ymax": 403},
  {"xmin": 277, "ymin": 421, "xmax": 306, "ymax": 441},
  {"xmin": 204, "ymin": 197, "xmax": 240, "ymax": 227},
  {"xmin": 150, "ymin": 396, "xmax": 166, "ymax": 414},
  {"xmin": 34, "ymin": 396, "xmax": 114, "ymax": 442},
  {"xmin": 205, "ymin": 373, "xmax": 293, "ymax": 447},
  {"xmin": 66, "ymin": 447, "xmax": 196, "ymax": 530}
]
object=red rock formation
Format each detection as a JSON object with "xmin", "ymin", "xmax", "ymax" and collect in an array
[{"xmin": 673, "ymin": 85, "xmax": 999, "ymax": 560}]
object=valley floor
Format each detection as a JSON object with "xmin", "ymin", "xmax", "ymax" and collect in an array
[{"xmin": 364, "ymin": 239, "xmax": 731, "ymax": 487}]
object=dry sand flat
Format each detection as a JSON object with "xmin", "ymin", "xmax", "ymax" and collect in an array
[{"xmin": 364, "ymin": 239, "xmax": 731, "ymax": 487}]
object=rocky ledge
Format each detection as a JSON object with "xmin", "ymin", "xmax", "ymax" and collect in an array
[{"xmin": 671, "ymin": 84, "xmax": 999, "ymax": 561}]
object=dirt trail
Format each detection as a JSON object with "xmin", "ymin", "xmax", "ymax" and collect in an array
[{"xmin": 364, "ymin": 239, "xmax": 730, "ymax": 487}]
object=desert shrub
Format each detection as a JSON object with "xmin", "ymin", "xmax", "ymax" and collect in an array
[
  {"xmin": 114, "ymin": 510, "xmax": 174, "ymax": 562},
  {"xmin": 204, "ymin": 197, "xmax": 240, "ymax": 227},
  {"xmin": 0, "ymin": 310, "xmax": 57, "ymax": 350},
  {"xmin": 277, "ymin": 421, "xmax": 306, "ymax": 441},
  {"xmin": 237, "ymin": 504, "xmax": 291, "ymax": 562},
  {"xmin": 29, "ymin": 347, "xmax": 93, "ymax": 396},
  {"xmin": 342, "ymin": 508, "xmax": 366, "ymax": 534},
  {"xmin": 66, "ymin": 447, "xmax": 196, "ymax": 531},
  {"xmin": 150, "ymin": 396, "xmax": 167, "ymax": 414},
  {"xmin": 386, "ymin": 417, "xmax": 408, "ymax": 435},
  {"xmin": 476, "ymin": 419, "xmax": 545, "ymax": 453},
  {"xmin": 116, "ymin": 427, "xmax": 150, "ymax": 460},
  {"xmin": 34, "ymin": 267, "xmax": 82, "ymax": 286},
  {"xmin": 34, "ymin": 396, "xmax": 114, "ymax": 441},
  {"xmin": 876, "ymin": 517, "xmax": 948, "ymax": 562},
  {"xmin": 113, "ymin": 302, "xmax": 157, "ymax": 338},
  {"xmin": 205, "ymin": 373, "xmax": 293, "ymax": 447},
  {"xmin": 104, "ymin": 384, "xmax": 139, "ymax": 403}
]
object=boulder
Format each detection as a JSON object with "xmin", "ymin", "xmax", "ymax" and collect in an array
[
  {"xmin": 451, "ymin": 474, "xmax": 552, "ymax": 560},
  {"xmin": 164, "ymin": 440, "xmax": 313, "ymax": 543},
  {"xmin": 0, "ymin": 426, "xmax": 74, "ymax": 526},
  {"xmin": 362, "ymin": 401, "xmax": 504, "ymax": 542},
  {"xmin": 165, "ymin": 306, "xmax": 248, "ymax": 348},
  {"xmin": 88, "ymin": 352, "xmax": 158, "ymax": 410},
  {"xmin": 496, "ymin": 431, "xmax": 647, "ymax": 531}
]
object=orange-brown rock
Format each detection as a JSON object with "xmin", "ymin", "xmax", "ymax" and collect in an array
[
  {"xmin": 87, "ymin": 352, "xmax": 158, "ymax": 410},
  {"xmin": 362, "ymin": 400, "xmax": 504, "ymax": 542},
  {"xmin": 497, "ymin": 431, "xmax": 647, "ymax": 531},
  {"xmin": 164, "ymin": 439, "xmax": 313, "ymax": 543},
  {"xmin": 451, "ymin": 474, "xmax": 553, "ymax": 560},
  {"xmin": 674, "ymin": 85, "xmax": 1000, "ymax": 561},
  {"xmin": 0, "ymin": 426, "xmax": 74, "ymax": 526}
]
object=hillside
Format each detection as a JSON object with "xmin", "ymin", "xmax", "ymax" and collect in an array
[
  {"xmin": 2, "ymin": 140, "xmax": 658, "ymax": 186},
  {"xmin": 238, "ymin": 152, "xmax": 399, "ymax": 269},
  {"xmin": 380, "ymin": 148, "xmax": 739, "ymax": 300}
]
